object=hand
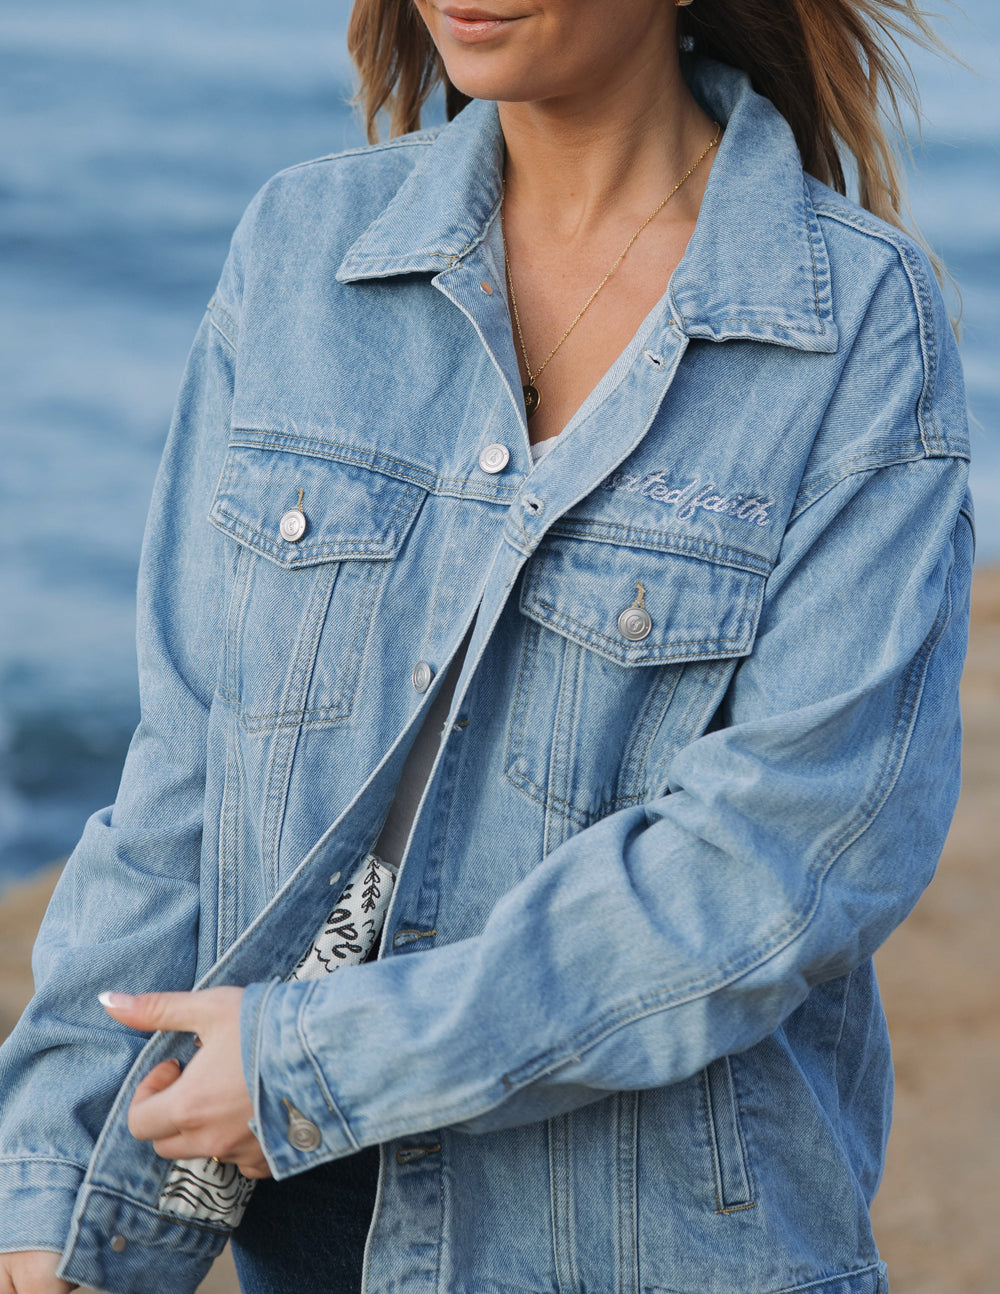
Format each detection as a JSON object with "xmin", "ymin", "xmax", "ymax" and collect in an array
[
  {"xmin": 99, "ymin": 987, "xmax": 271, "ymax": 1179},
  {"xmin": 0, "ymin": 1250, "xmax": 77, "ymax": 1293}
]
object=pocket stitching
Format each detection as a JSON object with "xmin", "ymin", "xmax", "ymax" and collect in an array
[
  {"xmin": 505, "ymin": 623, "xmax": 651, "ymax": 827},
  {"xmin": 527, "ymin": 590, "xmax": 757, "ymax": 658},
  {"xmin": 701, "ymin": 1057, "xmax": 755, "ymax": 1214}
]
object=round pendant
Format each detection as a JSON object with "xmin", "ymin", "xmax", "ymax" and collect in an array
[{"xmin": 523, "ymin": 383, "xmax": 540, "ymax": 418}]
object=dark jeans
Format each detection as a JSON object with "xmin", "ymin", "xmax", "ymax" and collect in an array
[{"xmin": 230, "ymin": 1145, "xmax": 381, "ymax": 1294}]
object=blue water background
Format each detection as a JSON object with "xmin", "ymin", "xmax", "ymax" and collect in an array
[{"xmin": 1, "ymin": 0, "xmax": 998, "ymax": 885}]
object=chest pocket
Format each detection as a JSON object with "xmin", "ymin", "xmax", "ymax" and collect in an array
[
  {"xmin": 209, "ymin": 442, "xmax": 425, "ymax": 732},
  {"xmin": 506, "ymin": 529, "xmax": 770, "ymax": 831}
]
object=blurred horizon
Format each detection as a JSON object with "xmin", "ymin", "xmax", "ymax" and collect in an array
[{"xmin": 1, "ymin": 0, "xmax": 998, "ymax": 885}]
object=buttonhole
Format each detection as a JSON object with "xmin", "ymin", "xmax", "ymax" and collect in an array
[
  {"xmin": 524, "ymin": 495, "xmax": 544, "ymax": 515},
  {"xmin": 396, "ymin": 1143, "xmax": 442, "ymax": 1165},
  {"xmin": 643, "ymin": 349, "xmax": 665, "ymax": 369},
  {"xmin": 392, "ymin": 927, "xmax": 438, "ymax": 949},
  {"xmin": 329, "ymin": 871, "xmax": 342, "ymax": 886}
]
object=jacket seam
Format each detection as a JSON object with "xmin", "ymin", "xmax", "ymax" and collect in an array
[
  {"xmin": 504, "ymin": 624, "xmax": 647, "ymax": 824},
  {"xmin": 0, "ymin": 1156, "xmax": 87, "ymax": 1172},
  {"xmin": 812, "ymin": 201, "xmax": 944, "ymax": 455},
  {"xmin": 791, "ymin": 454, "xmax": 963, "ymax": 529},
  {"xmin": 646, "ymin": 1259, "xmax": 883, "ymax": 1294},
  {"xmin": 207, "ymin": 301, "xmax": 238, "ymax": 350},
  {"xmin": 78, "ymin": 1183, "xmax": 234, "ymax": 1237},
  {"xmin": 299, "ymin": 979, "xmax": 341, "ymax": 1119},
  {"xmin": 0, "ymin": 1246, "xmax": 65, "ymax": 1257},
  {"xmin": 525, "ymin": 592, "xmax": 755, "ymax": 656},
  {"xmin": 547, "ymin": 519, "xmax": 773, "ymax": 574},
  {"xmin": 211, "ymin": 474, "xmax": 425, "ymax": 568},
  {"xmin": 679, "ymin": 312, "xmax": 831, "ymax": 334},
  {"xmin": 294, "ymin": 980, "xmax": 361, "ymax": 1154},
  {"xmin": 508, "ymin": 763, "xmax": 644, "ymax": 826},
  {"xmin": 268, "ymin": 131, "xmax": 440, "ymax": 180},
  {"xmin": 225, "ymin": 431, "xmax": 522, "ymax": 503},
  {"xmin": 791, "ymin": 451, "xmax": 921, "ymax": 521},
  {"xmin": 802, "ymin": 173, "xmax": 829, "ymax": 332}
]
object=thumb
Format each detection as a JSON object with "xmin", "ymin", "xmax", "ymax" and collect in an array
[{"xmin": 98, "ymin": 989, "xmax": 203, "ymax": 1035}]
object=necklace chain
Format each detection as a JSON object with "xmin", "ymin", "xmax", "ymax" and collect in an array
[{"xmin": 501, "ymin": 121, "xmax": 721, "ymax": 418}]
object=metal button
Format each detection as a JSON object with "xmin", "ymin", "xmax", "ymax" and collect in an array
[
  {"xmin": 412, "ymin": 660, "xmax": 433, "ymax": 693},
  {"xmin": 279, "ymin": 508, "xmax": 307, "ymax": 543},
  {"xmin": 479, "ymin": 279, "xmax": 494, "ymax": 296},
  {"xmin": 617, "ymin": 606, "xmax": 653, "ymax": 641},
  {"xmin": 288, "ymin": 1118, "xmax": 321, "ymax": 1151},
  {"xmin": 479, "ymin": 443, "xmax": 510, "ymax": 473},
  {"xmin": 284, "ymin": 1104, "xmax": 322, "ymax": 1152},
  {"xmin": 110, "ymin": 1234, "xmax": 127, "ymax": 1254}
]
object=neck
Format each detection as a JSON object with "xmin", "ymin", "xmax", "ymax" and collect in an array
[{"xmin": 499, "ymin": 54, "xmax": 715, "ymax": 240}]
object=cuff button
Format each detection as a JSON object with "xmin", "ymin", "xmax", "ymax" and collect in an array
[{"xmin": 283, "ymin": 1097, "xmax": 322, "ymax": 1151}]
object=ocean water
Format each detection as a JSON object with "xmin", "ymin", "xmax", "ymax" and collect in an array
[{"xmin": 1, "ymin": 0, "xmax": 998, "ymax": 884}]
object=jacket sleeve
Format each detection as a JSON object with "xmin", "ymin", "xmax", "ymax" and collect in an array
[
  {"xmin": 242, "ymin": 377, "xmax": 973, "ymax": 1177},
  {"xmin": 0, "ymin": 287, "xmax": 239, "ymax": 1251}
]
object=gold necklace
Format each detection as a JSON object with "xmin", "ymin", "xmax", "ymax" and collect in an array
[{"xmin": 501, "ymin": 121, "xmax": 721, "ymax": 419}]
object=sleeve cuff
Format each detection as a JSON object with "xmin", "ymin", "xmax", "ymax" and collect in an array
[
  {"xmin": 0, "ymin": 1157, "xmax": 85, "ymax": 1253},
  {"xmin": 240, "ymin": 978, "xmax": 357, "ymax": 1179}
]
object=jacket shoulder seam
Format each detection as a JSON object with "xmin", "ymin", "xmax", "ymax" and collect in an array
[
  {"xmin": 265, "ymin": 130, "xmax": 441, "ymax": 182},
  {"xmin": 206, "ymin": 298, "xmax": 238, "ymax": 350},
  {"xmin": 812, "ymin": 199, "xmax": 955, "ymax": 459},
  {"xmin": 790, "ymin": 448, "xmax": 966, "ymax": 522}
]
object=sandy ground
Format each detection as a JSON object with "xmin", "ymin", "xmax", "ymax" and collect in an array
[{"xmin": 2, "ymin": 566, "xmax": 997, "ymax": 1294}]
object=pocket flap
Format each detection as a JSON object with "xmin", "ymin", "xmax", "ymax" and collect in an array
[
  {"xmin": 209, "ymin": 444, "xmax": 426, "ymax": 568},
  {"xmin": 520, "ymin": 536, "xmax": 768, "ymax": 667}
]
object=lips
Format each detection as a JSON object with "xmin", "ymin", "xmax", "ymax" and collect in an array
[
  {"xmin": 438, "ymin": 5, "xmax": 524, "ymax": 42},
  {"xmin": 442, "ymin": 6, "xmax": 513, "ymax": 19}
]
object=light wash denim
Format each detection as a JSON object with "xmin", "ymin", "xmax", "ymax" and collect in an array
[{"xmin": 0, "ymin": 60, "xmax": 972, "ymax": 1294}]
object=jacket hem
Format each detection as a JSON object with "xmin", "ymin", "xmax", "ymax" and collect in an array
[{"xmin": 646, "ymin": 1257, "xmax": 885, "ymax": 1294}]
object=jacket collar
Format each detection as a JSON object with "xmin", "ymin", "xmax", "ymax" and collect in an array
[{"xmin": 336, "ymin": 61, "xmax": 838, "ymax": 354}]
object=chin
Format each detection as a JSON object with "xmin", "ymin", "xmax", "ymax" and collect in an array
[{"xmin": 439, "ymin": 57, "xmax": 565, "ymax": 106}]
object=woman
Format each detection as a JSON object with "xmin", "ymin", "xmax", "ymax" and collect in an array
[{"xmin": 0, "ymin": 1, "xmax": 971, "ymax": 1292}]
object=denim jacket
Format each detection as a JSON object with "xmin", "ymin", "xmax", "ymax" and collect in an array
[{"xmin": 0, "ymin": 61, "xmax": 972, "ymax": 1294}]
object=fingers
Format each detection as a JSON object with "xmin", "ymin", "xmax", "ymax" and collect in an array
[
  {"xmin": 127, "ymin": 1058, "xmax": 184, "ymax": 1142},
  {"xmin": 141, "ymin": 1123, "xmax": 268, "ymax": 1169},
  {"xmin": 236, "ymin": 1159, "xmax": 273, "ymax": 1180},
  {"xmin": 98, "ymin": 985, "xmax": 246, "ymax": 1039},
  {"xmin": 131, "ymin": 1058, "xmax": 183, "ymax": 1104},
  {"xmin": 105, "ymin": 985, "xmax": 263, "ymax": 1171},
  {"xmin": 98, "ymin": 989, "xmax": 203, "ymax": 1034},
  {"xmin": 0, "ymin": 1249, "xmax": 77, "ymax": 1293}
]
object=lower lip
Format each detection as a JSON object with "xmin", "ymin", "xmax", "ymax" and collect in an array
[{"xmin": 441, "ymin": 14, "xmax": 520, "ymax": 43}]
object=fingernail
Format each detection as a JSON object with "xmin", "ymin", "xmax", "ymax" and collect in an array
[{"xmin": 98, "ymin": 991, "xmax": 133, "ymax": 1009}]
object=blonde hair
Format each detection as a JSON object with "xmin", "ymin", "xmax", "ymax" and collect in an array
[{"xmin": 346, "ymin": 0, "xmax": 948, "ymax": 234}]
